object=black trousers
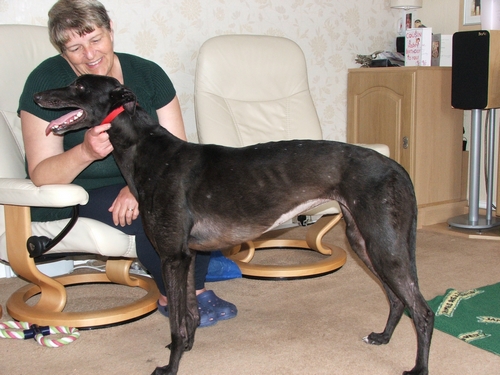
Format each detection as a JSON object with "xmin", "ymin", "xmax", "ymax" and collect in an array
[{"xmin": 79, "ymin": 184, "xmax": 210, "ymax": 296}]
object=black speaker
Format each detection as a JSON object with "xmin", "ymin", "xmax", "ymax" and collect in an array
[{"xmin": 451, "ymin": 30, "xmax": 500, "ymax": 109}]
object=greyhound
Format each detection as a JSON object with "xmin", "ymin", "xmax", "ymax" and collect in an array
[{"xmin": 35, "ymin": 74, "xmax": 434, "ymax": 375}]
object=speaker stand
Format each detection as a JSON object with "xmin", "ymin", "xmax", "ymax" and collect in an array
[{"xmin": 448, "ymin": 108, "xmax": 500, "ymax": 230}]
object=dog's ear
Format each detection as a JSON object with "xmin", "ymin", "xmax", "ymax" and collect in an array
[
  {"xmin": 110, "ymin": 86, "xmax": 137, "ymax": 115},
  {"xmin": 123, "ymin": 101, "xmax": 136, "ymax": 115}
]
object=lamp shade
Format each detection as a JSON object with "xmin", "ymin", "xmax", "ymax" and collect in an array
[{"xmin": 390, "ymin": 0, "xmax": 423, "ymax": 9}]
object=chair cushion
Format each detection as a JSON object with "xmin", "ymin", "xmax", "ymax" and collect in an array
[
  {"xmin": 32, "ymin": 218, "xmax": 137, "ymax": 257},
  {"xmin": 195, "ymin": 35, "xmax": 322, "ymax": 146},
  {"xmin": 196, "ymin": 91, "xmax": 321, "ymax": 146}
]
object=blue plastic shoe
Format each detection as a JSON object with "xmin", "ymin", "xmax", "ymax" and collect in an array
[{"xmin": 197, "ymin": 290, "xmax": 237, "ymax": 321}]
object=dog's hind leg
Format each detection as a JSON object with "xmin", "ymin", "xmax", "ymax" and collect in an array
[
  {"xmin": 153, "ymin": 245, "xmax": 198, "ymax": 375},
  {"xmin": 342, "ymin": 211, "xmax": 405, "ymax": 344},
  {"xmin": 342, "ymin": 209, "xmax": 433, "ymax": 375},
  {"xmin": 373, "ymin": 248, "xmax": 434, "ymax": 375},
  {"xmin": 374, "ymin": 264, "xmax": 434, "ymax": 375}
]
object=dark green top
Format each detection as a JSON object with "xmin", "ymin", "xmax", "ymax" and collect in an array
[{"xmin": 18, "ymin": 53, "xmax": 176, "ymax": 220}]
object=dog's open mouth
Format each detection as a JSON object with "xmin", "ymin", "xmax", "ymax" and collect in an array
[{"xmin": 45, "ymin": 109, "xmax": 86, "ymax": 135}]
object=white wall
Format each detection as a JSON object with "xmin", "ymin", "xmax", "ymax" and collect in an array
[{"xmin": 418, "ymin": 0, "xmax": 461, "ymax": 34}]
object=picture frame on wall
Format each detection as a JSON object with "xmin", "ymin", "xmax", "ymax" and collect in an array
[{"xmin": 462, "ymin": 0, "xmax": 481, "ymax": 25}]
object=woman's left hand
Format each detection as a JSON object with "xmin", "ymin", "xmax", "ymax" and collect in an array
[{"xmin": 109, "ymin": 186, "xmax": 139, "ymax": 226}]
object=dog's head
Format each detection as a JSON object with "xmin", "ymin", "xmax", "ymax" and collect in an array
[{"xmin": 34, "ymin": 74, "xmax": 137, "ymax": 135}]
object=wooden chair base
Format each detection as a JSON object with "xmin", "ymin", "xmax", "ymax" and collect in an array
[
  {"xmin": 224, "ymin": 214, "xmax": 347, "ymax": 279},
  {"xmin": 7, "ymin": 263, "xmax": 159, "ymax": 328}
]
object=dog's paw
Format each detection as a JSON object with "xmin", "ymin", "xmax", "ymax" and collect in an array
[
  {"xmin": 362, "ymin": 332, "xmax": 390, "ymax": 345},
  {"xmin": 151, "ymin": 365, "xmax": 173, "ymax": 375},
  {"xmin": 403, "ymin": 370, "xmax": 428, "ymax": 375}
]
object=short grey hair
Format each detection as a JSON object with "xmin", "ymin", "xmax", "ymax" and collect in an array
[{"xmin": 48, "ymin": 0, "xmax": 112, "ymax": 53}]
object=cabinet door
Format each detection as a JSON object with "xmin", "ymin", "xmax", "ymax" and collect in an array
[
  {"xmin": 412, "ymin": 69, "xmax": 465, "ymax": 206},
  {"xmin": 347, "ymin": 70, "xmax": 416, "ymax": 180}
]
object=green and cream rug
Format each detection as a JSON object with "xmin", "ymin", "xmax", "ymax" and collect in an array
[{"xmin": 427, "ymin": 282, "xmax": 500, "ymax": 356}]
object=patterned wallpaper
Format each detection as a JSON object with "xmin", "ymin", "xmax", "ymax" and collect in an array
[{"xmin": 0, "ymin": 0, "xmax": 399, "ymax": 142}]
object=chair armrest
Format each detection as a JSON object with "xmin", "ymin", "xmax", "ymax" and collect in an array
[{"xmin": 0, "ymin": 178, "xmax": 88, "ymax": 207}]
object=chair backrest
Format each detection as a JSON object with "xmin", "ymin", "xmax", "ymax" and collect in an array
[
  {"xmin": 0, "ymin": 25, "xmax": 58, "ymax": 245},
  {"xmin": 0, "ymin": 24, "xmax": 57, "ymax": 178},
  {"xmin": 194, "ymin": 35, "xmax": 323, "ymax": 147}
]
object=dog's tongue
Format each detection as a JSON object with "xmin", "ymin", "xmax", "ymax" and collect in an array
[{"xmin": 45, "ymin": 109, "xmax": 83, "ymax": 135}]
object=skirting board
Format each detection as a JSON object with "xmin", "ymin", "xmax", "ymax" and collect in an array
[
  {"xmin": 422, "ymin": 220, "xmax": 500, "ymax": 241},
  {"xmin": 417, "ymin": 200, "xmax": 468, "ymax": 229},
  {"xmin": 420, "ymin": 204, "xmax": 500, "ymax": 241}
]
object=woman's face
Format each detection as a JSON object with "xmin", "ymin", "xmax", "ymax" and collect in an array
[{"xmin": 62, "ymin": 26, "xmax": 115, "ymax": 77}]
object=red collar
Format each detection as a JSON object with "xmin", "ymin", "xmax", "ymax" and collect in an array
[{"xmin": 101, "ymin": 105, "xmax": 125, "ymax": 125}]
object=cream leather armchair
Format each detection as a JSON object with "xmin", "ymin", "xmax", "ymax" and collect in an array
[
  {"xmin": 0, "ymin": 24, "xmax": 159, "ymax": 327},
  {"xmin": 195, "ymin": 35, "xmax": 389, "ymax": 279}
]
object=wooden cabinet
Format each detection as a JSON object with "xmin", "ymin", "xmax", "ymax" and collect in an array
[{"xmin": 347, "ymin": 67, "xmax": 468, "ymax": 228}]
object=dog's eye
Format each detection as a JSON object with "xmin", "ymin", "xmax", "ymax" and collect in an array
[{"xmin": 76, "ymin": 84, "xmax": 85, "ymax": 91}]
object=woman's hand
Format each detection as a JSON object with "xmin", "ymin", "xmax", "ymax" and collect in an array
[
  {"xmin": 109, "ymin": 185, "xmax": 139, "ymax": 226},
  {"xmin": 81, "ymin": 123, "xmax": 114, "ymax": 161}
]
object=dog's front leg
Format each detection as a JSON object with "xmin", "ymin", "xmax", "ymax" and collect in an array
[{"xmin": 153, "ymin": 247, "xmax": 197, "ymax": 375}]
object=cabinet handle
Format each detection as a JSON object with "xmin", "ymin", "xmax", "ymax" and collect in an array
[{"xmin": 402, "ymin": 136, "xmax": 409, "ymax": 149}]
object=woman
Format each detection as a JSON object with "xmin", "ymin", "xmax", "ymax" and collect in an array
[{"xmin": 19, "ymin": 0, "xmax": 236, "ymax": 327}]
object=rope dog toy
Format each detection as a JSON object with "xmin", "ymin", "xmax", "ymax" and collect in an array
[{"xmin": 0, "ymin": 321, "xmax": 80, "ymax": 347}]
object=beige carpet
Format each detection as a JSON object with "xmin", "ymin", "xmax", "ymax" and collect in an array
[{"xmin": 1, "ymin": 222, "xmax": 500, "ymax": 375}]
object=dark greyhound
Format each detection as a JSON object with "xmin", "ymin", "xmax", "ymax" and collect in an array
[{"xmin": 35, "ymin": 74, "xmax": 434, "ymax": 375}]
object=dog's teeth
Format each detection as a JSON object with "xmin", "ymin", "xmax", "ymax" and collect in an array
[{"xmin": 65, "ymin": 112, "xmax": 83, "ymax": 124}]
